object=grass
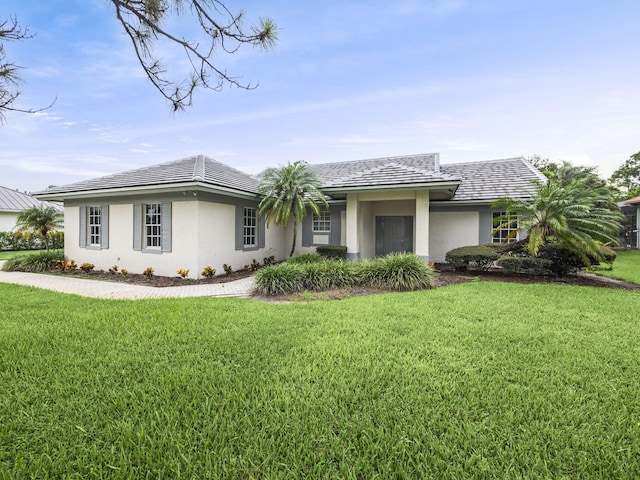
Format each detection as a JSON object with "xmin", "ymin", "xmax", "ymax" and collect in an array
[
  {"xmin": 0, "ymin": 249, "xmax": 47, "ymax": 261},
  {"xmin": 1, "ymin": 282, "xmax": 640, "ymax": 477},
  {"xmin": 596, "ymin": 249, "xmax": 640, "ymax": 284}
]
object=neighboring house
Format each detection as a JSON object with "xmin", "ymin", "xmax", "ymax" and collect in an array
[
  {"xmin": 0, "ymin": 185, "xmax": 64, "ymax": 232},
  {"xmin": 620, "ymin": 196, "xmax": 640, "ymax": 249},
  {"xmin": 34, "ymin": 153, "xmax": 545, "ymax": 278}
]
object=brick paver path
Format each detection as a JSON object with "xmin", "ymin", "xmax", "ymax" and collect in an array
[{"xmin": 0, "ymin": 262, "xmax": 255, "ymax": 299}]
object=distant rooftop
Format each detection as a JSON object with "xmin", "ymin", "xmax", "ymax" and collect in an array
[{"xmin": 0, "ymin": 185, "xmax": 63, "ymax": 212}]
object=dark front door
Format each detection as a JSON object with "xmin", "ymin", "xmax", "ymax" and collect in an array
[{"xmin": 375, "ymin": 216, "xmax": 414, "ymax": 256}]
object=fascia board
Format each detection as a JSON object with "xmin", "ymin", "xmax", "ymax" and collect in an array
[{"xmin": 34, "ymin": 182, "xmax": 259, "ymax": 202}]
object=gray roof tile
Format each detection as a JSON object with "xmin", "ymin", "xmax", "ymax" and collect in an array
[
  {"xmin": 37, "ymin": 155, "xmax": 259, "ymax": 195},
  {"xmin": 441, "ymin": 157, "xmax": 546, "ymax": 201},
  {"xmin": 35, "ymin": 153, "xmax": 544, "ymax": 203},
  {"xmin": 0, "ymin": 185, "xmax": 63, "ymax": 212}
]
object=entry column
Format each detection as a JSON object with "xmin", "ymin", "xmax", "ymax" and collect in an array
[
  {"xmin": 415, "ymin": 190, "xmax": 429, "ymax": 261},
  {"xmin": 346, "ymin": 193, "xmax": 360, "ymax": 259}
]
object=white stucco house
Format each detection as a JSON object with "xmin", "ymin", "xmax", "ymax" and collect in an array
[
  {"xmin": 34, "ymin": 153, "xmax": 545, "ymax": 278},
  {"xmin": 0, "ymin": 185, "xmax": 63, "ymax": 232}
]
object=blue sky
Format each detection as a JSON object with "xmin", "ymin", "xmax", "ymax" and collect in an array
[{"xmin": 2, "ymin": 0, "xmax": 640, "ymax": 192}]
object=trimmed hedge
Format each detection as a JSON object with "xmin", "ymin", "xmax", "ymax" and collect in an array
[
  {"xmin": 444, "ymin": 244, "xmax": 501, "ymax": 271},
  {"xmin": 316, "ymin": 245, "xmax": 347, "ymax": 259},
  {"xmin": 496, "ymin": 256, "xmax": 553, "ymax": 276},
  {"xmin": 0, "ymin": 231, "xmax": 64, "ymax": 251}
]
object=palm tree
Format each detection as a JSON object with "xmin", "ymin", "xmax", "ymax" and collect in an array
[
  {"xmin": 14, "ymin": 205, "xmax": 63, "ymax": 251},
  {"xmin": 258, "ymin": 161, "xmax": 328, "ymax": 257},
  {"xmin": 492, "ymin": 179, "xmax": 624, "ymax": 265}
]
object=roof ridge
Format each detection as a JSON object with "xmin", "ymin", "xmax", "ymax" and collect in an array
[{"xmin": 311, "ymin": 153, "xmax": 438, "ymax": 168}]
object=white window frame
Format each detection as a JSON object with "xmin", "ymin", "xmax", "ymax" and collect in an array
[
  {"xmin": 145, "ymin": 203, "xmax": 162, "ymax": 249},
  {"xmin": 312, "ymin": 210, "xmax": 331, "ymax": 232},
  {"xmin": 88, "ymin": 206, "xmax": 102, "ymax": 247},
  {"xmin": 492, "ymin": 211, "xmax": 519, "ymax": 244},
  {"xmin": 243, "ymin": 207, "xmax": 257, "ymax": 247}
]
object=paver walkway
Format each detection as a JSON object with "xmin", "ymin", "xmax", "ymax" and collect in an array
[{"xmin": 0, "ymin": 261, "xmax": 256, "ymax": 299}]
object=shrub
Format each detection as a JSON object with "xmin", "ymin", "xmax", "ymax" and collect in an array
[
  {"xmin": 497, "ymin": 256, "xmax": 553, "ymax": 276},
  {"xmin": 287, "ymin": 253, "xmax": 324, "ymax": 264},
  {"xmin": 108, "ymin": 265, "xmax": 119, "ymax": 274},
  {"xmin": 223, "ymin": 264, "xmax": 233, "ymax": 275},
  {"xmin": 177, "ymin": 268, "xmax": 190, "ymax": 278},
  {"xmin": 316, "ymin": 245, "xmax": 348, "ymax": 259},
  {"xmin": 445, "ymin": 244, "xmax": 500, "ymax": 271},
  {"xmin": 2, "ymin": 249, "xmax": 64, "ymax": 272},
  {"xmin": 143, "ymin": 267, "xmax": 154, "ymax": 278},
  {"xmin": 201, "ymin": 265, "xmax": 216, "ymax": 278},
  {"xmin": 301, "ymin": 260, "xmax": 355, "ymax": 291},
  {"xmin": 121, "ymin": 268, "xmax": 129, "ymax": 277},
  {"xmin": 80, "ymin": 262, "xmax": 95, "ymax": 272},
  {"xmin": 263, "ymin": 256, "xmax": 276, "ymax": 266},
  {"xmin": 536, "ymin": 244, "xmax": 584, "ymax": 277},
  {"xmin": 64, "ymin": 259, "xmax": 77, "ymax": 271},
  {"xmin": 250, "ymin": 259, "xmax": 261, "ymax": 271},
  {"xmin": 358, "ymin": 253, "xmax": 436, "ymax": 291},
  {"xmin": 255, "ymin": 263, "xmax": 304, "ymax": 295}
]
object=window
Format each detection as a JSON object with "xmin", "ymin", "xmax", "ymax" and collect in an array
[
  {"xmin": 133, "ymin": 202, "xmax": 171, "ymax": 252},
  {"xmin": 88, "ymin": 207, "xmax": 102, "ymax": 246},
  {"xmin": 492, "ymin": 211, "xmax": 518, "ymax": 243},
  {"xmin": 79, "ymin": 205, "xmax": 109, "ymax": 249},
  {"xmin": 243, "ymin": 207, "xmax": 257, "ymax": 247},
  {"xmin": 145, "ymin": 203, "xmax": 162, "ymax": 248},
  {"xmin": 313, "ymin": 211, "xmax": 331, "ymax": 232}
]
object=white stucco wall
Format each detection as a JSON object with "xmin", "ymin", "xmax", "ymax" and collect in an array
[
  {"xmin": 65, "ymin": 199, "xmax": 290, "ymax": 279},
  {"xmin": 0, "ymin": 212, "xmax": 19, "ymax": 232},
  {"xmin": 429, "ymin": 211, "xmax": 480, "ymax": 263}
]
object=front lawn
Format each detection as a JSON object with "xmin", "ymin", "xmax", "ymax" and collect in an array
[
  {"xmin": 1, "ymin": 282, "xmax": 640, "ymax": 477},
  {"xmin": 596, "ymin": 249, "xmax": 640, "ymax": 284},
  {"xmin": 0, "ymin": 249, "xmax": 46, "ymax": 261}
]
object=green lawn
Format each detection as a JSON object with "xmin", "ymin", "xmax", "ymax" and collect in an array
[
  {"xmin": 597, "ymin": 249, "xmax": 640, "ymax": 284},
  {"xmin": 1, "ymin": 282, "xmax": 640, "ymax": 478},
  {"xmin": 0, "ymin": 249, "xmax": 46, "ymax": 261}
]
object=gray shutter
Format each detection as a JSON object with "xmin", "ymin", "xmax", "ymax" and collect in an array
[
  {"xmin": 79, "ymin": 206, "xmax": 87, "ymax": 248},
  {"xmin": 161, "ymin": 202, "xmax": 172, "ymax": 252},
  {"xmin": 330, "ymin": 207, "xmax": 342, "ymax": 246},
  {"xmin": 235, "ymin": 205, "xmax": 243, "ymax": 250},
  {"xmin": 133, "ymin": 204, "xmax": 142, "ymax": 250},
  {"xmin": 101, "ymin": 205, "xmax": 109, "ymax": 249},
  {"xmin": 301, "ymin": 210, "xmax": 313, "ymax": 247},
  {"xmin": 258, "ymin": 214, "xmax": 266, "ymax": 249}
]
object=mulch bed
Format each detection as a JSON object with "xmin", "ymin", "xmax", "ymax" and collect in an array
[
  {"xmin": 48, "ymin": 263, "xmax": 640, "ymax": 302},
  {"xmin": 52, "ymin": 268, "xmax": 255, "ymax": 287}
]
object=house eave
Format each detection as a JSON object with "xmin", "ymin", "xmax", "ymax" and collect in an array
[
  {"xmin": 321, "ymin": 181, "xmax": 461, "ymax": 195},
  {"xmin": 34, "ymin": 182, "xmax": 259, "ymax": 202}
]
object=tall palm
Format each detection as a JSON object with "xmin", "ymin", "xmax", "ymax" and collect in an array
[
  {"xmin": 14, "ymin": 205, "xmax": 63, "ymax": 251},
  {"xmin": 258, "ymin": 161, "xmax": 328, "ymax": 257},
  {"xmin": 492, "ymin": 179, "xmax": 624, "ymax": 265}
]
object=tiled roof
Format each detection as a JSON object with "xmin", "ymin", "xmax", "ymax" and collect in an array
[
  {"xmin": 36, "ymin": 155, "xmax": 259, "ymax": 195},
  {"xmin": 309, "ymin": 153, "xmax": 458, "ymax": 188},
  {"xmin": 35, "ymin": 153, "xmax": 544, "ymax": 203},
  {"xmin": 0, "ymin": 185, "xmax": 63, "ymax": 212},
  {"xmin": 440, "ymin": 157, "xmax": 546, "ymax": 201}
]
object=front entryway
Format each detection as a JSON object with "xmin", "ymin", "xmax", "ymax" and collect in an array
[{"xmin": 375, "ymin": 216, "xmax": 414, "ymax": 256}]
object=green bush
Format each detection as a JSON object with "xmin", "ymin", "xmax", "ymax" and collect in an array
[
  {"xmin": 0, "ymin": 231, "xmax": 64, "ymax": 251},
  {"xmin": 316, "ymin": 245, "xmax": 348, "ymax": 259},
  {"xmin": 536, "ymin": 244, "xmax": 585, "ymax": 277},
  {"xmin": 255, "ymin": 254, "xmax": 435, "ymax": 295},
  {"xmin": 255, "ymin": 263, "xmax": 304, "ymax": 295},
  {"xmin": 2, "ymin": 249, "xmax": 64, "ymax": 272},
  {"xmin": 358, "ymin": 253, "xmax": 436, "ymax": 291},
  {"xmin": 286, "ymin": 254, "xmax": 324, "ymax": 264},
  {"xmin": 445, "ymin": 244, "xmax": 501, "ymax": 271},
  {"xmin": 497, "ymin": 256, "xmax": 553, "ymax": 276}
]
